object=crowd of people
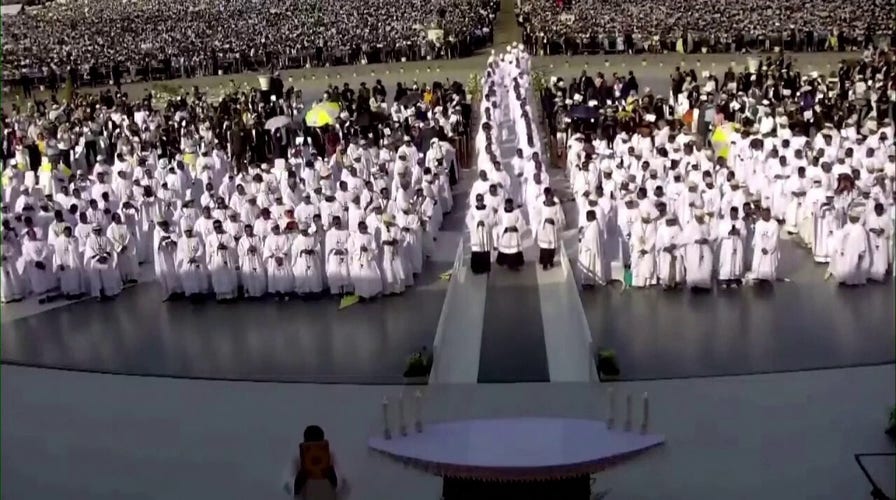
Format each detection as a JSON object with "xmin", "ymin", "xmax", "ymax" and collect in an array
[
  {"xmin": 517, "ymin": 0, "xmax": 895, "ymax": 56},
  {"xmin": 0, "ymin": 78, "xmax": 473, "ymax": 304},
  {"xmin": 2, "ymin": 0, "xmax": 497, "ymax": 91},
  {"xmin": 535, "ymin": 51, "xmax": 896, "ymax": 289}
]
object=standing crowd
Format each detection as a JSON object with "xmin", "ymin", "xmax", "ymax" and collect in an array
[{"xmin": 1, "ymin": 80, "xmax": 472, "ymax": 304}]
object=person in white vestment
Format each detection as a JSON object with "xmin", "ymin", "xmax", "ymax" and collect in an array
[
  {"xmin": 22, "ymin": 228, "xmax": 56, "ymax": 302},
  {"xmin": 466, "ymin": 194, "xmax": 496, "ymax": 275},
  {"xmin": 206, "ymin": 220, "xmax": 239, "ymax": 301},
  {"xmin": 325, "ymin": 216, "xmax": 353, "ymax": 295},
  {"xmin": 496, "ymin": 199, "xmax": 527, "ymax": 270},
  {"xmin": 349, "ymin": 221, "xmax": 383, "ymax": 299},
  {"xmin": 749, "ymin": 208, "xmax": 780, "ymax": 283},
  {"xmin": 716, "ymin": 207, "xmax": 746, "ymax": 287},
  {"xmin": 379, "ymin": 215, "xmax": 408, "ymax": 295},
  {"xmin": 107, "ymin": 212, "xmax": 139, "ymax": 284},
  {"xmin": 865, "ymin": 202, "xmax": 893, "ymax": 282},
  {"xmin": 680, "ymin": 209, "xmax": 715, "ymax": 290},
  {"xmin": 292, "ymin": 223, "xmax": 324, "ymax": 296},
  {"xmin": 53, "ymin": 226, "xmax": 84, "ymax": 299},
  {"xmin": 1, "ymin": 226, "xmax": 25, "ymax": 303},
  {"xmin": 238, "ymin": 224, "xmax": 267, "ymax": 298},
  {"xmin": 536, "ymin": 189, "xmax": 565, "ymax": 270},
  {"xmin": 175, "ymin": 225, "xmax": 209, "ymax": 299},
  {"xmin": 811, "ymin": 192, "xmax": 841, "ymax": 263},
  {"xmin": 578, "ymin": 209, "xmax": 605, "ymax": 287},
  {"xmin": 153, "ymin": 220, "xmax": 182, "ymax": 300},
  {"xmin": 84, "ymin": 224, "xmax": 123, "ymax": 300},
  {"xmin": 829, "ymin": 209, "xmax": 871, "ymax": 286},
  {"xmin": 628, "ymin": 208, "xmax": 656, "ymax": 288},
  {"xmin": 655, "ymin": 215, "xmax": 685, "ymax": 289},
  {"xmin": 398, "ymin": 204, "xmax": 423, "ymax": 277},
  {"xmin": 263, "ymin": 223, "xmax": 294, "ymax": 300}
]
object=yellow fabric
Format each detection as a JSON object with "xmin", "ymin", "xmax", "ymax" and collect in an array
[
  {"xmin": 39, "ymin": 161, "xmax": 53, "ymax": 173},
  {"xmin": 37, "ymin": 141, "xmax": 47, "ymax": 156},
  {"xmin": 711, "ymin": 124, "xmax": 732, "ymax": 159},
  {"xmin": 305, "ymin": 102, "xmax": 341, "ymax": 127}
]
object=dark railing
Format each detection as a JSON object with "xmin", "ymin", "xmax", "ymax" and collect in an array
[{"xmin": 854, "ymin": 453, "xmax": 896, "ymax": 500}]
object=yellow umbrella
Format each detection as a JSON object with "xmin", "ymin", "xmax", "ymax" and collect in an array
[
  {"xmin": 711, "ymin": 123, "xmax": 735, "ymax": 160},
  {"xmin": 304, "ymin": 102, "xmax": 341, "ymax": 127}
]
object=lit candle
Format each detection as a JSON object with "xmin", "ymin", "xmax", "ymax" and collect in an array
[
  {"xmin": 640, "ymin": 392, "xmax": 650, "ymax": 434},
  {"xmin": 398, "ymin": 395, "xmax": 407, "ymax": 436},
  {"xmin": 382, "ymin": 397, "xmax": 392, "ymax": 440},
  {"xmin": 606, "ymin": 387, "xmax": 615, "ymax": 429},
  {"xmin": 624, "ymin": 393, "xmax": 632, "ymax": 431},
  {"xmin": 414, "ymin": 390, "xmax": 423, "ymax": 433}
]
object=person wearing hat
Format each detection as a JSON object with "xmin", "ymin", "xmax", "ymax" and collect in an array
[
  {"xmin": 175, "ymin": 223, "xmax": 209, "ymax": 300},
  {"xmin": 655, "ymin": 214, "xmax": 684, "ymax": 290},
  {"xmin": 748, "ymin": 207, "xmax": 780, "ymax": 283},
  {"xmin": 264, "ymin": 223, "xmax": 294, "ymax": 301},
  {"xmin": 291, "ymin": 222, "xmax": 324, "ymax": 297},
  {"xmin": 84, "ymin": 223, "xmax": 123, "ymax": 301},
  {"xmin": 828, "ymin": 207, "xmax": 872, "ymax": 286},
  {"xmin": 206, "ymin": 219, "xmax": 239, "ymax": 302},
  {"xmin": 680, "ymin": 207, "xmax": 714, "ymax": 290},
  {"xmin": 152, "ymin": 219, "xmax": 182, "ymax": 301}
]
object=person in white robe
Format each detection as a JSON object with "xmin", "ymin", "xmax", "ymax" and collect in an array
[
  {"xmin": 578, "ymin": 209, "xmax": 605, "ymax": 287},
  {"xmin": 263, "ymin": 223, "xmax": 294, "ymax": 300},
  {"xmin": 1, "ymin": 225, "xmax": 25, "ymax": 303},
  {"xmin": 865, "ymin": 202, "xmax": 893, "ymax": 282},
  {"xmin": 349, "ymin": 221, "xmax": 383, "ymax": 299},
  {"xmin": 655, "ymin": 216, "xmax": 685, "ymax": 289},
  {"xmin": 153, "ymin": 220, "xmax": 182, "ymax": 300},
  {"xmin": 812, "ymin": 192, "xmax": 841, "ymax": 263},
  {"xmin": 107, "ymin": 212, "xmax": 140, "ymax": 284},
  {"xmin": 84, "ymin": 225, "xmax": 123, "ymax": 300},
  {"xmin": 379, "ymin": 215, "xmax": 408, "ymax": 295},
  {"xmin": 628, "ymin": 209, "xmax": 657, "ymax": 288},
  {"xmin": 680, "ymin": 209, "xmax": 715, "ymax": 290},
  {"xmin": 53, "ymin": 226, "xmax": 84, "ymax": 299},
  {"xmin": 749, "ymin": 208, "xmax": 780, "ymax": 282},
  {"xmin": 467, "ymin": 195, "xmax": 496, "ymax": 275},
  {"xmin": 536, "ymin": 190, "xmax": 565, "ymax": 270},
  {"xmin": 397, "ymin": 204, "xmax": 423, "ymax": 277},
  {"xmin": 175, "ymin": 225, "xmax": 209, "ymax": 299},
  {"xmin": 291, "ymin": 223, "xmax": 324, "ymax": 296},
  {"xmin": 716, "ymin": 207, "xmax": 746, "ymax": 287},
  {"xmin": 496, "ymin": 199, "xmax": 527, "ymax": 270},
  {"xmin": 829, "ymin": 209, "xmax": 871, "ymax": 286},
  {"xmin": 325, "ymin": 217, "xmax": 353, "ymax": 296},
  {"xmin": 205, "ymin": 220, "xmax": 239, "ymax": 301},
  {"xmin": 21, "ymin": 228, "xmax": 56, "ymax": 301},
  {"xmin": 237, "ymin": 225, "xmax": 267, "ymax": 298}
]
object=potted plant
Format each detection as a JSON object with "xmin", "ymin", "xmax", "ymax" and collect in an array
[
  {"xmin": 466, "ymin": 73, "xmax": 482, "ymax": 105},
  {"xmin": 597, "ymin": 349, "xmax": 620, "ymax": 380},
  {"xmin": 403, "ymin": 346, "xmax": 432, "ymax": 384},
  {"xmin": 886, "ymin": 406, "xmax": 896, "ymax": 440}
]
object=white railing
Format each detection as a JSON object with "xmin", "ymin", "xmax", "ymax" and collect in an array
[
  {"xmin": 559, "ymin": 239, "xmax": 600, "ymax": 382},
  {"xmin": 429, "ymin": 240, "xmax": 466, "ymax": 384}
]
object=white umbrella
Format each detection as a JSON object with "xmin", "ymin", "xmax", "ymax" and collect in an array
[{"xmin": 265, "ymin": 115, "xmax": 291, "ymax": 130}]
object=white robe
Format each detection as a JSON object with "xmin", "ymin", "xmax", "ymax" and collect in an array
[
  {"xmin": 655, "ymin": 224, "xmax": 684, "ymax": 287},
  {"xmin": 349, "ymin": 232, "xmax": 382, "ymax": 298},
  {"xmin": 749, "ymin": 219, "xmax": 780, "ymax": 281},
  {"xmin": 812, "ymin": 204, "xmax": 841, "ymax": 263},
  {"xmin": 398, "ymin": 212, "xmax": 423, "ymax": 275},
  {"xmin": 107, "ymin": 223, "xmax": 139, "ymax": 282},
  {"xmin": 865, "ymin": 213, "xmax": 893, "ymax": 281},
  {"xmin": 237, "ymin": 235, "xmax": 266, "ymax": 297},
  {"xmin": 84, "ymin": 234, "xmax": 123, "ymax": 297},
  {"xmin": 291, "ymin": 233, "xmax": 324, "ymax": 294},
  {"xmin": 716, "ymin": 218, "xmax": 746, "ymax": 280},
  {"xmin": 263, "ymin": 233, "xmax": 294, "ymax": 293},
  {"xmin": 497, "ymin": 209, "xmax": 526, "ymax": 255},
  {"xmin": 578, "ymin": 220, "xmax": 605, "ymax": 286},
  {"xmin": 536, "ymin": 203, "xmax": 564, "ymax": 250},
  {"xmin": 175, "ymin": 235, "xmax": 209, "ymax": 295},
  {"xmin": 629, "ymin": 220, "xmax": 656, "ymax": 287},
  {"xmin": 680, "ymin": 220, "xmax": 714, "ymax": 289},
  {"xmin": 53, "ymin": 236, "xmax": 84, "ymax": 295},
  {"xmin": 380, "ymin": 225, "xmax": 408, "ymax": 294},
  {"xmin": 153, "ymin": 228, "xmax": 182, "ymax": 296},
  {"xmin": 467, "ymin": 207, "xmax": 496, "ymax": 253},
  {"xmin": 324, "ymin": 229, "xmax": 352, "ymax": 294},
  {"xmin": 1, "ymin": 234, "xmax": 25, "ymax": 302},
  {"xmin": 830, "ymin": 223, "xmax": 871, "ymax": 285},
  {"xmin": 206, "ymin": 232, "xmax": 239, "ymax": 298},
  {"xmin": 22, "ymin": 237, "xmax": 56, "ymax": 297}
]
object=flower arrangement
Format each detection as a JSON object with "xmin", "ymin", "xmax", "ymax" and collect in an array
[
  {"xmin": 597, "ymin": 348, "xmax": 620, "ymax": 379},
  {"xmin": 531, "ymin": 69, "xmax": 548, "ymax": 96},
  {"xmin": 466, "ymin": 73, "xmax": 482, "ymax": 103},
  {"xmin": 403, "ymin": 346, "xmax": 433, "ymax": 379}
]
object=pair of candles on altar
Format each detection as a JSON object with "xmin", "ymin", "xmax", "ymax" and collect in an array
[
  {"xmin": 606, "ymin": 388, "xmax": 650, "ymax": 433},
  {"xmin": 382, "ymin": 391, "xmax": 423, "ymax": 439}
]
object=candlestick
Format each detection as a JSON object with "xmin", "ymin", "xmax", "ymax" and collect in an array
[
  {"xmin": 640, "ymin": 392, "xmax": 650, "ymax": 434},
  {"xmin": 398, "ymin": 395, "xmax": 407, "ymax": 436},
  {"xmin": 414, "ymin": 390, "xmax": 423, "ymax": 433},
  {"xmin": 606, "ymin": 387, "xmax": 615, "ymax": 429},
  {"xmin": 624, "ymin": 393, "xmax": 632, "ymax": 431},
  {"xmin": 382, "ymin": 397, "xmax": 392, "ymax": 440}
]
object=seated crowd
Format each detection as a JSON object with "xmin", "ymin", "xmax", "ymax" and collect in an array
[
  {"xmin": 517, "ymin": 0, "xmax": 895, "ymax": 56},
  {"xmin": 0, "ymin": 79, "xmax": 472, "ymax": 303},
  {"xmin": 1, "ymin": 0, "xmax": 497, "ymax": 90}
]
